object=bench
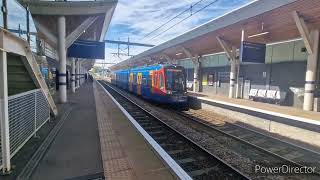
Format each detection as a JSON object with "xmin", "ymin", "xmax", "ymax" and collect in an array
[
  {"xmin": 249, "ymin": 88, "xmax": 286, "ymax": 105},
  {"xmin": 249, "ymin": 89, "xmax": 258, "ymax": 100}
]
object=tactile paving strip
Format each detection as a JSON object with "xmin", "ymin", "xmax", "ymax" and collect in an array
[
  {"xmin": 105, "ymin": 157, "xmax": 132, "ymax": 174},
  {"xmin": 105, "ymin": 169, "xmax": 136, "ymax": 180},
  {"xmin": 94, "ymin": 84, "xmax": 137, "ymax": 179}
]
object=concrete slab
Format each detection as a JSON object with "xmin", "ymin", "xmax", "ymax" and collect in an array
[
  {"xmin": 31, "ymin": 82, "xmax": 103, "ymax": 180},
  {"xmin": 93, "ymin": 81, "xmax": 175, "ymax": 180},
  {"xmin": 188, "ymin": 91, "xmax": 320, "ymax": 124}
]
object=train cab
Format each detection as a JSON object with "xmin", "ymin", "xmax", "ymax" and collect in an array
[{"xmin": 163, "ymin": 65, "xmax": 188, "ymax": 106}]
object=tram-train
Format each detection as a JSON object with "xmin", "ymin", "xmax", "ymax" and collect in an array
[{"xmin": 110, "ymin": 64, "xmax": 188, "ymax": 109}]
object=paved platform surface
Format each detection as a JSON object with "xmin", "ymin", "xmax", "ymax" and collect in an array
[
  {"xmin": 31, "ymin": 82, "xmax": 104, "ymax": 180},
  {"xmin": 188, "ymin": 91, "xmax": 320, "ymax": 121},
  {"xmin": 93, "ymin": 81, "xmax": 175, "ymax": 180}
]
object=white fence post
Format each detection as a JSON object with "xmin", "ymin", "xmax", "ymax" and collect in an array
[{"xmin": 0, "ymin": 50, "xmax": 11, "ymax": 174}]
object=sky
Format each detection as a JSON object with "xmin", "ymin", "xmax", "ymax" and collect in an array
[{"xmin": 99, "ymin": 0, "xmax": 254, "ymax": 67}]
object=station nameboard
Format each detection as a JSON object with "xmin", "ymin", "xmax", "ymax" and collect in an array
[
  {"xmin": 240, "ymin": 41, "xmax": 266, "ymax": 63},
  {"xmin": 67, "ymin": 39, "xmax": 105, "ymax": 59}
]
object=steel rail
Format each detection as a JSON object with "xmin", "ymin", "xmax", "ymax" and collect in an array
[
  {"xmin": 176, "ymin": 111, "xmax": 320, "ymax": 176},
  {"xmin": 99, "ymin": 80, "xmax": 250, "ymax": 180}
]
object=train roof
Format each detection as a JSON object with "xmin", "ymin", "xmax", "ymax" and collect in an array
[{"xmin": 113, "ymin": 63, "xmax": 183, "ymax": 73}]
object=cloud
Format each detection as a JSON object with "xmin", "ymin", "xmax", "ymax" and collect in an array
[{"xmin": 103, "ymin": 0, "xmax": 253, "ymax": 65}]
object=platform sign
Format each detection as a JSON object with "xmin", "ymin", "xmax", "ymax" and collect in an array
[
  {"xmin": 240, "ymin": 41, "xmax": 266, "ymax": 63},
  {"xmin": 67, "ymin": 39, "xmax": 105, "ymax": 59}
]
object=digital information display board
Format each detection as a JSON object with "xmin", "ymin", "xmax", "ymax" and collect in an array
[
  {"xmin": 240, "ymin": 41, "xmax": 266, "ymax": 63},
  {"xmin": 67, "ymin": 39, "xmax": 105, "ymax": 59}
]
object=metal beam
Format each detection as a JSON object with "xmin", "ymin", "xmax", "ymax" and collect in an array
[
  {"xmin": 23, "ymin": 0, "xmax": 118, "ymax": 16},
  {"xmin": 95, "ymin": 62, "xmax": 116, "ymax": 65},
  {"xmin": 161, "ymin": 53, "xmax": 172, "ymax": 62},
  {"xmin": 105, "ymin": 40, "xmax": 155, "ymax": 47},
  {"xmin": 292, "ymin": 11, "xmax": 313, "ymax": 54},
  {"xmin": 33, "ymin": 19, "xmax": 57, "ymax": 48},
  {"xmin": 181, "ymin": 47, "xmax": 195, "ymax": 60},
  {"xmin": 66, "ymin": 16, "xmax": 99, "ymax": 49},
  {"xmin": 216, "ymin": 36, "xmax": 234, "ymax": 60},
  {"xmin": 100, "ymin": 5, "xmax": 116, "ymax": 41}
]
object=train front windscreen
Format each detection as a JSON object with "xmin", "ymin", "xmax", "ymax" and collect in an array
[{"xmin": 165, "ymin": 67, "xmax": 186, "ymax": 93}]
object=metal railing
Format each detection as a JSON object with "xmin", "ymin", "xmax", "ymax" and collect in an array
[{"xmin": 0, "ymin": 89, "xmax": 50, "ymax": 167}]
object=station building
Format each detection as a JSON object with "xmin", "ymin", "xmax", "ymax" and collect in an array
[{"xmin": 111, "ymin": 0, "xmax": 320, "ymax": 111}]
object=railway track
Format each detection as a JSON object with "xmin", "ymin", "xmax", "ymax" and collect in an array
[
  {"xmin": 181, "ymin": 110, "xmax": 320, "ymax": 173},
  {"xmin": 177, "ymin": 110, "xmax": 320, "ymax": 173},
  {"xmin": 100, "ymin": 81, "xmax": 320, "ymax": 179},
  {"xmin": 98, "ymin": 81, "xmax": 249, "ymax": 180}
]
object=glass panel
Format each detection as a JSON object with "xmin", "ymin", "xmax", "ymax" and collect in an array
[
  {"xmin": 165, "ymin": 68, "xmax": 186, "ymax": 92},
  {"xmin": 271, "ymin": 42, "xmax": 294, "ymax": 63},
  {"xmin": 293, "ymin": 40, "xmax": 308, "ymax": 62},
  {"xmin": 8, "ymin": 0, "xmax": 27, "ymax": 40},
  {"xmin": 218, "ymin": 54, "xmax": 228, "ymax": 66},
  {"xmin": 29, "ymin": 13, "xmax": 38, "ymax": 52}
]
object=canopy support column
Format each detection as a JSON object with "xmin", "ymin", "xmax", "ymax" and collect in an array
[
  {"xmin": 58, "ymin": 16, "xmax": 67, "ymax": 103},
  {"xmin": 0, "ymin": 50, "xmax": 11, "ymax": 174},
  {"xmin": 293, "ymin": 11, "xmax": 320, "ymax": 111},
  {"xmin": 182, "ymin": 47, "xmax": 201, "ymax": 92},
  {"xmin": 71, "ymin": 58, "xmax": 76, "ymax": 93},
  {"xmin": 217, "ymin": 36, "xmax": 238, "ymax": 98}
]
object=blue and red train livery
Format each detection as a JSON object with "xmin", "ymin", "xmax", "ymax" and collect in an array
[{"xmin": 111, "ymin": 64, "xmax": 188, "ymax": 109}]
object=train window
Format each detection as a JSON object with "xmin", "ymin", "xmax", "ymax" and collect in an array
[
  {"xmin": 133, "ymin": 74, "xmax": 137, "ymax": 84},
  {"xmin": 165, "ymin": 68, "xmax": 186, "ymax": 92},
  {"xmin": 142, "ymin": 77, "xmax": 147, "ymax": 86}
]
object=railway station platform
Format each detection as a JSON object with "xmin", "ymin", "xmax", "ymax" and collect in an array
[
  {"xmin": 188, "ymin": 91, "xmax": 320, "ymax": 121},
  {"xmin": 187, "ymin": 91, "xmax": 320, "ymax": 149},
  {"xmin": 6, "ymin": 81, "xmax": 175, "ymax": 180}
]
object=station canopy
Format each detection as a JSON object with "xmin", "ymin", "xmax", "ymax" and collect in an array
[
  {"xmin": 19, "ymin": 0, "xmax": 118, "ymax": 71},
  {"xmin": 110, "ymin": 0, "xmax": 320, "ymax": 71}
]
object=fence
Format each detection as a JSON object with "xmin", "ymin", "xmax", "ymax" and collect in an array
[{"xmin": 0, "ymin": 89, "xmax": 50, "ymax": 167}]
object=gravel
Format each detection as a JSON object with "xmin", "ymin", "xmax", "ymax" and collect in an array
[{"xmin": 109, "ymin": 84, "xmax": 315, "ymax": 180}]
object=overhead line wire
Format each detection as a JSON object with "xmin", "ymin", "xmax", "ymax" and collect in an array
[
  {"xmin": 141, "ymin": 0, "xmax": 205, "ymax": 40},
  {"xmin": 149, "ymin": 0, "xmax": 219, "ymax": 41}
]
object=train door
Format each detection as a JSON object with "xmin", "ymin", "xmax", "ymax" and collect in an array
[
  {"xmin": 129, "ymin": 72, "xmax": 133, "ymax": 92},
  {"xmin": 137, "ymin": 72, "xmax": 142, "ymax": 95},
  {"xmin": 159, "ymin": 71, "xmax": 165, "ymax": 92}
]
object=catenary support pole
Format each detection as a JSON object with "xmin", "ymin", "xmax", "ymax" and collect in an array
[
  {"xmin": 0, "ymin": 50, "xmax": 11, "ymax": 174},
  {"xmin": 71, "ymin": 58, "xmax": 76, "ymax": 93},
  {"xmin": 57, "ymin": 16, "xmax": 67, "ymax": 103}
]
